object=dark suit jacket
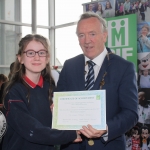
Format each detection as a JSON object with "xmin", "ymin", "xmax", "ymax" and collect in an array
[{"xmin": 56, "ymin": 48, "xmax": 138, "ymax": 150}]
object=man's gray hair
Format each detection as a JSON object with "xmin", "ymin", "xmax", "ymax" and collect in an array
[{"xmin": 76, "ymin": 12, "xmax": 108, "ymax": 33}]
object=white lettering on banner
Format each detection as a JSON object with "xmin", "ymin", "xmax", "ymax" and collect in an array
[
  {"xmin": 107, "ymin": 18, "xmax": 129, "ymax": 47},
  {"xmin": 111, "ymin": 48, "xmax": 133, "ymax": 60}
]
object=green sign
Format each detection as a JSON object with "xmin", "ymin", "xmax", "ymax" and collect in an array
[{"xmin": 105, "ymin": 14, "xmax": 137, "ymax": 71}]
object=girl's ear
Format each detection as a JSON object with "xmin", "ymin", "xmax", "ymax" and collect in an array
[
  {"xmin": 46, "ymin": 55, "xmax": 50, "ymax": 64},
  {"xmin": 17, "ymin": 55, "xmax": 23, "ymax": 64}
]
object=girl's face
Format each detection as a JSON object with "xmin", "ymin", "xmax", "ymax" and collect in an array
[
  {"xmin": 18, "ymin": 40, "xmax": 49, "ymax": 78},
  {"xmin": 141, "ymin": 27, "xmax": 149, "ymax": 36},
  {"xmin": 98, "ymin": 4, "xmax": 102, "ymax": 10},
  {"xmin": 106, "ymin": 2, "xmax": 110, "ymax": 8}
]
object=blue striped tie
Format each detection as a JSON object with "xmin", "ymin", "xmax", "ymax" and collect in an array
[{"xmin": 85, "ymin": 60, "xmax": 95, "ymax": 90}]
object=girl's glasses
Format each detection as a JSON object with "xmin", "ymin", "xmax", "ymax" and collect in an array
[{"xmin": 23, "ymin": 50, "xmax": 47, "ymax": 57}]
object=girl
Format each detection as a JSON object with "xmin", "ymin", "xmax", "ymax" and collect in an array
[
  {"xmin": 103, "ymin": 1, "xmax": 115, "ymax": 18},
  {"xmin": 96, "ymin": 3, "xmax": 103, "ymax": 17},
  {"xmin": 2, "ymin": 34, "xmax": 81, "ymax": 150}
]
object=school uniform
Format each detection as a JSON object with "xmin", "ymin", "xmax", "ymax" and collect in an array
[{"xmin": 2, "ymin": 76, "xmax": 76, "ymax": 150}]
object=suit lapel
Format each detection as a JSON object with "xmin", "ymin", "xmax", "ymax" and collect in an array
[
  {"xmin": 92, "ymin": 48, "xmax": 113, "ymax": 90},
  {"xmin": 76, "ymin": 55, "xmax": 85, "ymax": 90},
  {"xmin": 92, "ymin": 56, "xmax": 109, "ymax": 90},
  {"xmin": 76, "ymin": 48, "xmax": 113, "ymax": 91}
]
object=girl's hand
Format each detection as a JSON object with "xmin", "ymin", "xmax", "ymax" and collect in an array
[
  {"xmin": 50, "ymin": 104, "xmax": 54, "ymax": 112},
  {"xmin": 73, "ymin": 131, "xmax": 82, "ymax": 143}
]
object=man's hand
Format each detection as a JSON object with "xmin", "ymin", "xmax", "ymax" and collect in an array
[
  {"xmin": 73, "ymin": 131, "xmax": 82, "ymax": 143},
  {"xmin": 80, "ymin": 124, "xmax": 107, "ymax": 138}
]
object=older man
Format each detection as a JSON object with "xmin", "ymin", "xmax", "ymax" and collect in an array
[{"xmin": 57, "ymin": 12, "xmax": 138, "ymax": 150}]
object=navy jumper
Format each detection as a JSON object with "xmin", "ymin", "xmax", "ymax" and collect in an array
[{"xmin": 2, "ymin": 76, "xmax": 76, "ymax": 150}]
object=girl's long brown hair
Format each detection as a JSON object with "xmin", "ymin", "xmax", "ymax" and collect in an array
[{"xmin": 3, "ymin": 34, "xmax": 55, "ymax": 107}]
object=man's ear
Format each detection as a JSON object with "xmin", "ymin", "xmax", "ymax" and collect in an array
[
  {"xmin": 17, "ymin": 55, "xmax": 23, "ymax": 64},
  {"xmin": 103, "ymin": 31, "xmax": 108, "ymax": 43}
]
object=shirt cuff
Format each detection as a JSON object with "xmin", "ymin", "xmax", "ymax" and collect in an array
[{"xmin": 102, "ymin": 125, "xmax": 108, "ymax": 141}]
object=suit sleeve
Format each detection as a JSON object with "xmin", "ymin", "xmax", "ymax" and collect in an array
[
  {"xmin": 56, "ymin": 60, "xmax": 68, "ymax": 91},
  {"xmin": 105, "ymin": 62, "xmax": 138, "ymax": 142},
  {"xmin": 4, "ymin": 87, "xmax": 77, "ymax": 145}
]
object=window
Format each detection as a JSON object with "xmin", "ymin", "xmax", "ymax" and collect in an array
[
  {"xmin": 0, "ymin": 0, "xmax": 90, "ymax": 75},
  {"xmin": 22, "ymin": 0, "xmax": 31, "ymax": 24},
  {"xmin": 37, "ymin": 0, "xmax": 48, "ymax": 26},
  {"xmin": 55, "ymin": 0, "xmax": 88, "ymax": 66},
  {"xmin": 55, "ymin": 0, "xmax": 88, "ymax": 25},
  {"xmin": 0, "ymin": 0, "xmax": 21, "ymax": 75},
  {"xmin": 55, "ymin": 25, "xmax": 81, "ymax": 65},
  {"xmin": 37, "ymin": 28, "xmax": 49, "ymax": 39},
  {"xmin": 0, "ymin": 23, "xmax": 19, "ymax": 75}
]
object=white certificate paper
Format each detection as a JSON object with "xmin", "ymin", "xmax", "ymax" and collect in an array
[{"xmin": 52, "ymin": 90, "xmax": 106, "ymax": 130}]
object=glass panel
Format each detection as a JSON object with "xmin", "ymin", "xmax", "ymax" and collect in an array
[
  {"xmin": 0, "ymin": 68, "xmax": 10, "ymax": 78},
  {"xmin": 0, "ymin": 23, "xmax": 21, "ymax": 74},
  {"xmin": 55, "ymin": 25, "xmax": 82, "ymax": 66},
  {"xmin": 22, "ymin": 26, "xmax": 31, "ymax": 37},
  {"xmin": 0, "ymin": 0, "xmax": 3, "ymax": 19},
  {"xmin": 22, "ymin": 0, "xmax": 31, "ymax": 24},
  {"xmin": 4, "ymin": 0, "xmax": 15, "ymax": 21},
  {"xmin": 0, "ymin": 0, "xmax": 20, "ymax": 21},
  {"xmin": 55, "ymin": 0, "xmax": 89, "ymax": 25},
  {"xmin": 37, "ymin": 28, "xmax": 49, "ymax": 39},
  {"xmin": 37, "ymin": 0, "xmax": 48, "ymax": 26}
]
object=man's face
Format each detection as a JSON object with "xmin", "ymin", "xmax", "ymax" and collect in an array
[{"xmin": 77, "ymin": 17, "xmax": 108, "ymax": 60}]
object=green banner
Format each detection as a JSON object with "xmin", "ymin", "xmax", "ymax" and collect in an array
[{"xmin": 105, "ymin": 14, "xmax": 137, "ymax": 71}]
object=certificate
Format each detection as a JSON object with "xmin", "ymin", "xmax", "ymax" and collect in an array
[{"xmin": 52, "ymin": 90, "xmax": 106, "ymax": 130}]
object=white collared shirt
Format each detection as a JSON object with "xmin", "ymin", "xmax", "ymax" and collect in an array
[
  {"xmin": 84, "ymin": 48, "xmax": 107, "ymax": 81},
  {"xmin": 84, "ymin": 47, "xmax": 108, "ymax": 141}
]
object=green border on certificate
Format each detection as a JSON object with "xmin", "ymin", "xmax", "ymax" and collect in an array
[{"xmin": 52, "ymin": 90, "xmax": 106, "ymax": 130}]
